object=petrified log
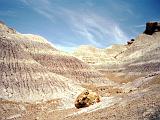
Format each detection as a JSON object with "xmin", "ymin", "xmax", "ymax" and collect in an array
[{"xmin": 75, "ymin": 90, "xmax": 100, "ymax": 108}]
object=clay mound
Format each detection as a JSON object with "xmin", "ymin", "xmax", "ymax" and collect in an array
[
  {"xmin": 0, "ymin": 34, "xmax": 85, "ymax": 102},
  {"xmin": 0, "ymin": 22, "xmax": 113, "ymax": 103},
  {"xmin": 73, "ymin": 45, "xmax": 106, "ymax": 64},
  {"xmin": 18, "ymin": 36, "xmax": 107, "ymax": 84},
  {"xmin": 0, "ymin": 23, "xmax": 86, "ymax": 102},
  {"xmin": 0, "ymin": 21, "xmax": 16, "ymax": 34},
  {"xmin": 72, "ymin": 23, "xmax": 160, "ymax": 87},
  {"xmin": 33, "ymin": 52, "xmax": 105, "ymax": 83},
  {"xmin": 73, "ymin": 45, "xmax": 127, "ymax": 65},
  {"xmin": 117, "ymin": 32, "xmax": 160, "ymax": 61},
  {"xmin": 1, "ymin": 26, "xmax": 107, "ymax": 84},
  {"xmin": 73, "ymin": 25, "xmax": 160, "ymax": 74},
  {"xmin": 116, "ymin": 32, "xmax": 160, "ymax": 73}
]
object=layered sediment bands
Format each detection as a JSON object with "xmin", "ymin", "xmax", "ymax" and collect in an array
[
  {"xmin": 0, "ymin": 22, "xmax": 16, "ymax": 34},
  {"xmin": 14, "ymin": 35, "xmax": 106, "ymax": 83},
  {"xmin": 116, "ymin": 32, "xmax": 160, "ymax": 72},
  {"xmin": 73, "ymin": 32, "xmax": 160, "ymax": 73},
  {"xmin": 0, "ymin": 23, "xmax": 108, "ymax": 102},
  {"xmin": 73, "ymin": 45, "xmax": 127, "ymax": 65},
  {"xmin": 0, "ymin": 31, "xmax": 84, "ymax": 102},
  {"xmin": 33, "ymin": 54, "xmax": 105, "ymax": 83},
  {"xmin": 117, "ymin": 32, "xmax": 160, "ymax": 61}
]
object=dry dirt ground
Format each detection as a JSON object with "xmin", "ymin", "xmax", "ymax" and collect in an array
[
  {"xmin": 1, "ymin": 74, "xmax": 160, "ymax": 120},
  {"xmin": 1, "ymin": 86, "xmax": 160, "ymax": 120}
]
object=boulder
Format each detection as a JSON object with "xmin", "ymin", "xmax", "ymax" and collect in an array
[
  {"xmin": 75, "ymin": 90, "xmax": 100, "ymax": 109},
  {"xmin": 127, "ymin": 39, "xmax": 135, "ymax": 45}
]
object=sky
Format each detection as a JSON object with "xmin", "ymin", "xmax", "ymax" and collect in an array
[{"xmin": 0, "ymin": 0, "xmax": 160, "ymax": 52}]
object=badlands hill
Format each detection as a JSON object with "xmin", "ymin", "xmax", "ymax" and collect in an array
[
  {"xmin": 0, "ymin": 21, "xmax": 111, "ymax": 102},
  {"xmin": 73, "ymin": 33, "xmax": 160, "ymax": 73},
  {"xmin": 0, "ymin": 21, "xmax": 160, "ymax": 120},
  {"xmin": 73, "ymin": 44, "xmax": 127, "ymax": 65},
  {"xmin": 73, "ymin": 26, "xmax": 160, "ymax": 83}
]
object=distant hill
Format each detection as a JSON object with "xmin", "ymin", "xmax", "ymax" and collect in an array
[{"xmin": 73, "ymin": 26, "xmax": 160, "ymax": 74}]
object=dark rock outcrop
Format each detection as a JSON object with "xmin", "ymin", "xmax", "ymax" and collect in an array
[
  {"xmin": 127, "ymin": 39, "xmax": 135, "ymax": 45},
  {"xmin": 144, "ymin": 22, "xmax": 160, "ymax": 35}
]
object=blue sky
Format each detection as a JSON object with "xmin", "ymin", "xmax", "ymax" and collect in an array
[{"xmin": 0, "ymin": 0, "xmax": 160, "ymax": 52}]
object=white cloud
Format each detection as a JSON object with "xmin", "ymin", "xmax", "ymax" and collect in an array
[
  {"xmin": 20, "ymin": 0, "xmax": 50, "ymax": 6},
  {"xmin": 19, "ymin": 0, "xmax": 58, "ymax": 23},
  {"xmin": 113, "ymin": 26, "xmax": 129, "ymax": 43},
  {"xmin": 33, "ymin": 8, "xmax": 55, "ymax": 22},
  {"xmin": 19, "ymin": 0, "xmax": 29, "ymax": 5},
  {"xmin": 64, "ymin": 10, "xmax": 129, "ymax": 46},
  {"xmin": 19, "ymin": 0, "xmax": 129, "ymax": 51}
]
